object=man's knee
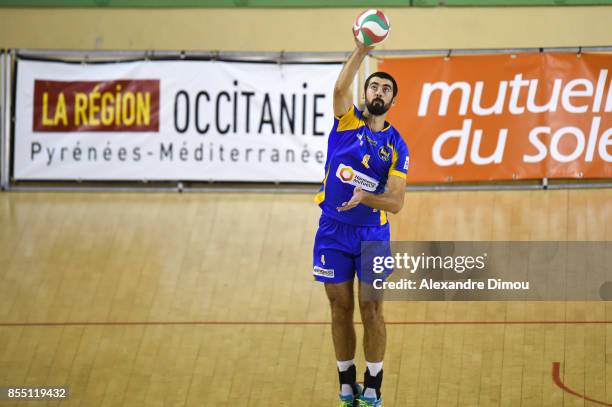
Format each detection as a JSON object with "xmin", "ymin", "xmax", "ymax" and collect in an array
[
  {"xmin": 326, "ymin": 283, "xmax": 355, "ymax": 323},
  {"xmin": 359, "ymin": 300, "xmax": 384, "ymax": 325},
  {"xmin": 329, "ymin": 295, "xmax": 354, "ymax": 323}
]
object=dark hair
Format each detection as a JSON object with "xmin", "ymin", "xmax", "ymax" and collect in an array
[{"xmin": 364, "ymin": 71, "xmax": 398, "ymax": 98}]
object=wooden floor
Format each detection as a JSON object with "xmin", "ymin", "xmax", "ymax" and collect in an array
[{"xmin": 0, "ymin": 189, "xmax": 610, "ymax": 406}]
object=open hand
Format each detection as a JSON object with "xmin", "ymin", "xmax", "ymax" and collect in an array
[
  {"xmin": 354, "ymin": 36, "xmax": 375, "ymax": 53},
  {"xmin": 337, "ymin": 186, "xmax": 365, "ymax": 212}
]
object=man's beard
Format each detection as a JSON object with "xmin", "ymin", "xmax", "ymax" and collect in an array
[{"xmin": 366, "ymin": 97, "xmax": 391, "ymax": 116}]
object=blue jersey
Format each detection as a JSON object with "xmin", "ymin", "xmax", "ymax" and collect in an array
[{"xmin": 315, "ymin": 105, "xmax": 410, "ymax": 226}]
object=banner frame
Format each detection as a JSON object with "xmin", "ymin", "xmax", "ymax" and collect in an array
[
  {"xmin": 369, "ymin": 45, "xmax": 612, "ymax": 57},
  {"xmin": 0, "ymin": 49, "xmax": 11, "ymax": 190},
  {"xmin": 15, "ymin": 45, "xmax": 612, "ymax": 63},
  {"xmin": 12, "ymin": 52, "xmax": 346, "ymax": 185},
  {"xmin": 15, "ymin": 49, "xmax": 353, "ymax": 63},
  {"xmin": 0, "ymin": 48, "xmax": 4, "ymax": 190},
  {"xmin": 7, "ymin": 46, "xmax": 612, "ymax": 192},
  {"xmin": 376, "ymin": 48, "xmax": 612, "ymax": 184}
]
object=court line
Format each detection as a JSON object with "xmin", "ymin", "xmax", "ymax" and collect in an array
[
  {"xmin": 0, "ymin": 320, "xmax": 610, "ymax": 327},
  {"xmin": 552, "ymin": 362, "xmax": 612, "ymax": 407}
]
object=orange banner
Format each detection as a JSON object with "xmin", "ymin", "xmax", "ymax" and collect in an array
[{"xmin": 380, "ymin": 53, "xmax": 612, "ymax": 183}]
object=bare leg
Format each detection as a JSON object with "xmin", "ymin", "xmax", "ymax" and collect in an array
[
  {"xmin": 357, "ymin": 283, "xmax": 386, "ymax": 400},
  {"xmin": 325, "ymin": 280, "xmax": 356, "ymax": 361},
  {"xmin": 358, "ymin": 283, "xmax": 386, "ymax": 362}
]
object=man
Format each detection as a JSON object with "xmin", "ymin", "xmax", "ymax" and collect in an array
[{"xmin": 312, "ymin": 37, "xmax": 409, "ymax": 407}]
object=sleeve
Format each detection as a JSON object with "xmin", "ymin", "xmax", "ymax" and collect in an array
[
  {"xmin": 333, "ymin": 105, "xmax": 362, "ymax": 133},
  {"xmin": 388, "ymin": 134, "xmax": 410, "ymax": 180}
]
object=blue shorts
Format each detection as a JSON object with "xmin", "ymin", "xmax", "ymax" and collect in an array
[{"xmin": 312, "ymin": 214, "xmax": 392, "ymax": 284}]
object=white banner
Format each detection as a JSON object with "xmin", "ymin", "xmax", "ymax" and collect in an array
[{"xmin": 14, "ymin": 59, "xmax": 342, "ymax": 182}]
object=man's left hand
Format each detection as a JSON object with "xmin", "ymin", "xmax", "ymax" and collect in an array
[{"xmin": 337, "ymin": 186, "xmax": 365, "ymax": 212}]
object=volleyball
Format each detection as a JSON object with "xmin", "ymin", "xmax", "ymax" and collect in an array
[{"xmin": 352, "ymin": 9, "xmax": 390, "ymax": 46}]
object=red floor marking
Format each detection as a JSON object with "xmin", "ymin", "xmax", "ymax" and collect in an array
[
  {"xmin": 0, "ymin": 320, "xmax": 610, "ymax": 327},
  {"xmin": 552, "ymin": 362, "xmax": 612, "ymax": 407}
]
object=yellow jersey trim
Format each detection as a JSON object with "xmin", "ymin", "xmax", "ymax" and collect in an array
[
  {"xmin": 314, "ymin": 165, "xmax": 331, "ymax": 204},
  {"xmin": 314, "ymin": 191, "xmax": 325, "ymax": 204},
  {"xmin": 380, "ymin": 210, "xmax": 387, "ymax": 225},
  {"xmin": 334, "ymin": 105, "xmax": 353, "ymax": 120},
  {"xmin": 389, "ymin": 169, "xmax": 407, "ymax": 179},
  {"xmin": 390, "ymin": 143, "xmax": 398, "ymax": 169},
  {"xmin": 337, "ymin": 106, "xmax": 363, "ymax": 132}
]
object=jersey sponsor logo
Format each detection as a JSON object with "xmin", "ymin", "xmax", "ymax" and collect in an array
[
  {"xmin": 313, "ymin": 266, "xmax": 334, "ymax": 278},
  {"xmin": 366, "ymin": 135, "xmax": 378, "ymax": 146},
  {"xmin": 378, "ymin": 146, "xmax": 391, "ymax": 161},
  {"xmin": 404, "ymin": 156, "xmax": 410, "ymax": 170},
  {"xmin": 357, "ymin": 133, "xmax": 364, "ymax": 146},
  {"xmin": 361, "ymin": 154, "xmax": 370, "ymax": 169},
  {"xmin": 336, "ymin": 164, "xmax": 379, "ymax": 192}
]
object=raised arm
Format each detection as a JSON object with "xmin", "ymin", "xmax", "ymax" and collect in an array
[{"xmin": 333, "ymin": 40, "xmax": 374, "ymax": 117}]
